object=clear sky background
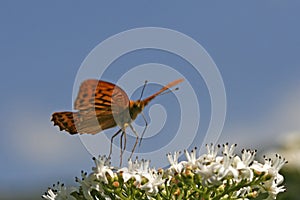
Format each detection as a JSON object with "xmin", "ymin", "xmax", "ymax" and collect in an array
[{"xmin": 1, "ymin": 1, "xmax": 300, "ymax": 199}]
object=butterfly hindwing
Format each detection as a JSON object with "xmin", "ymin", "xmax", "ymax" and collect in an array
[
  {"xmin": 51, "ymin": 111, "xmax": 78, "ymax": 134},
  {"xmin": 75, "ymin": 109, "xmax": 117, "ymax": 134},
  {"xmin": 52, "ymin": 110, "xmax": 118, "ymax": 134}
]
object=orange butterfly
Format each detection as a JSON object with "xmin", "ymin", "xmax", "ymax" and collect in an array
[{"xmin": 52, "ymin": 78, "xmax": 183, "ymax": 162}]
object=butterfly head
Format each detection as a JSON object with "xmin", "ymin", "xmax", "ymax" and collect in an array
[{"xmin": 129, "ymin": 100, "xmax": 145, "ymax": 120}]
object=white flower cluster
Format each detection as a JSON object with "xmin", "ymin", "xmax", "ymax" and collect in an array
[
  {"xmin": 42, "ymin": 143, "xmax": 287, "ymax": 200},
  {"xmin": 167, "ymin": 144, "xmax": 287, "ymax": 199}
]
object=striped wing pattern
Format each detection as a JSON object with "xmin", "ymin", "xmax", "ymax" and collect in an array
[{"xmin": 52, "ymin": 80, "xmax": 130, "ymax": 134}]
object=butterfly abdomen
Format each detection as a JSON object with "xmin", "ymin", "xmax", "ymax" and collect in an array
[{"xmin": 51, "ymin": 112, "xmax": 78, "ymax": 135}]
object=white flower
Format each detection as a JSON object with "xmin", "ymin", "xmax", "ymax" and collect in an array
[
  {"xmin": 222, "ymin": 143, "xmax": 237, "ymax": 157},
  {"xmin": 232, "ymin": 186, "xmax": 251, "ymax": 199},
  {"xmin": 75, "ymin": 171, "xmax": 94, "ymax": 200},
  {"xmin": 260, "ymin": 155, "xmax": 287, "ymax": 199},
  {"xmin": 119, "ymin": 158, "xmax": 164, "ymax": 195},
  {"xmin": 232, "ymin": 149, "xmax": 256, "ymax": 181},
  {"xmin": 42, "ymin": 183, "xmax": 77, "ymax": 200},
  {"xmin": 272, "ymin": 154, "xmax": 287, "ymax": 176},
  {"xmin": 183, "ymin": 147, "xmax": 198, "ymax": 168},
  {"xmin": 92, "ymin": 155, "xmax": 114, "ymax": 184},
  {"xmin": 166, "ymin": 151, "xmax": 184, "ymax": 174},
  {"xmin": 118, "ymin": 158, "xmax": 150, "ymax": 185},
  {"xmin": 216, "ymin": 152, "xmax": 239, "ymax": 181},
  {"xmin": 42, "ymin": 188, "xmax": 56, "ymax": 200},
  {"xmin": 198, "ymin": 143, "xmax": 220, "ymax": 164},
  {"xmin": 241, "ymin": 149, "xmax": 257, "ymax": 166},
  {"xmin": 140, "ymin": 168, "xmax": 165, "ymax": 196},
  {"xmin": 263, "ymin": 180, "xmax": 286, "ymax": 200},
  {"xmin": 195, "ymin": 144, "xmax": 238, "ymax": 185},
  {"xmin": 250, "ymin": 160, "xmax": 267, "ymax": 175},
  {"xmin": 69, "ymin": 157, "xmax": 113, "ymax": 200},
  {"xmin": 196, "ymin": 161, "xmax": 222, "ymax": 186}
]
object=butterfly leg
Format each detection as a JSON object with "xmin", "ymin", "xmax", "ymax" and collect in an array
[
  {"xmin": 121, "ymin": 130, "xmax": 127, "ymax": 154},
  {"xmin": 139, "ymin": 112, "xmax": 148, "ymax": 147},
  {"xmin": 109, "ymin": 129, "xmax": 122, "ymax": 159},
  {"xmin": 119, "ymin": 130, "xmax": 127, "ymax": 166},
  {"xmin": 129, "ymin": 124, "xmax": 139, "ymax": 160}
]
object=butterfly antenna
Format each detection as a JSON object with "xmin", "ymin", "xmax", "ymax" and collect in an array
[
  {"xmin": 157, "ymin": 87, "xmax": 180, "ymax": 96},
  {"xmin": 139, "ymin": 80, "xmax": 148, "ymax": 100}
]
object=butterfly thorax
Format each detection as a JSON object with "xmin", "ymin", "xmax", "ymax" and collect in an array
[{"xmin": 129, "ymin": 100, "xmax": 145, "ymax": 121}]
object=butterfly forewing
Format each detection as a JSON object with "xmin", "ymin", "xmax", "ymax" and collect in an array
[
  {"xmin": 71, "ymin": 80, "xmax": 131, "ymax": 133},
  {"xmin": 74, "ymin": 80, "xmax": 130, "ymax": 114}
]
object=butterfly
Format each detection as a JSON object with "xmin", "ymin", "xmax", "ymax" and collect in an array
[{"xmin": 51, "ymin": 78, "xmax": 184, "ymax": 162}]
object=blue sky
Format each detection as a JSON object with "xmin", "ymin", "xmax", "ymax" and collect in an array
[{"xmin": 1, "ymin": 1, "xmax": 300, "ymax": 198}]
